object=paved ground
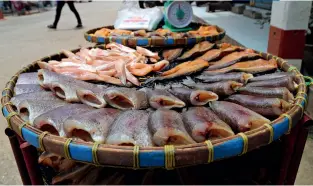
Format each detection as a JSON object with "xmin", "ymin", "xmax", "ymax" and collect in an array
[{"xmin": 0, "ymin": 2, "xmax": 312, "ymax": 185}]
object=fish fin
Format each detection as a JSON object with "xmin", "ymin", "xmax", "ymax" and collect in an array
[{"xmin": 181, "ymin": 77, "xmax": 195, "ymax": 87}]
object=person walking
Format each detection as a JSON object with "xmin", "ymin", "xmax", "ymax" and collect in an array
[{"xmin": 47, "ymin": 0, "xmax": 82, "ymax": 29}]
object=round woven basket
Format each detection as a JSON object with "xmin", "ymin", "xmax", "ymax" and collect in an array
[
  {"xmin": 1, "ymin": 46, "xmax": 307, "ymax": 170},
  {"xmin": 84, "ymin": 24, "xmax": 226, "ymax": 47}
]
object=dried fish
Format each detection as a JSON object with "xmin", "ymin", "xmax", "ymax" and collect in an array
[
  {"xmin": 196, "ymin": 72, "xmax": 253, "ymax": 84},
  {"xmin": 16, "ymin": 72, "xmax": 38, "ymax": 85},
  {"xmin": 14, "ymin": 84, "xmax": 45, "ymax": 95},
  {"xmin": 249, "ymin": 72, "xmax": 295, "ymax": 82},
  {"xmin": 162, "ymin": 48, "xmax": 183, "ymax": 61},
  {"xmin": 246, "ymin": 76, "xmax": 297, "ymax": 92},
  {"xmin": 178, "ymin": 41, "xmax": 215, "ymax": 60}
]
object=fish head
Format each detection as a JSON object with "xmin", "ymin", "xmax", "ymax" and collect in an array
[
  {"xmin": 230, "ymin": 81, "xmax": 243, "ymax": 91},
  {"xmin": 49, "ymin": 81, "xmax": 68, "ymax": 100},
  {"xmin": 150, "ymin": 96, "xmax": 185, "ymax": 109},
  {"xmin": 190, "ymin": 90, "xmax": 218, "ymax": 106},
  {"xmin": 242, "ymin": 73, "xmax": 254, "ymax": 84},
  {"xmin": 76, "ymin": 89, "xmax": 106, "ymax": 109}
]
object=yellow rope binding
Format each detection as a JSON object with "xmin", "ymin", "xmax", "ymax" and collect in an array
[
  {"xmin": 296, "ymin": 96, "xmax": 307, "ymax": 108},
  {"xmin": 18, "ymin": 122, "xmax": 28, "ymax": 140},
  {"xmin": 281, "ymin": 113, "xmax": 292, "ymax": 134},
  {"xmin": 8, "ymin": 79, "xmax": 16, "ymax": 86},
  {"xmin": 280, "ymin": 60, "xmax": 287, "ymax": 67},
  {"xmin": 296, "ymin": 91, "xmax": 307, "ymax": 98},
  {"xmin": 288, "ymin": 66, "xmax": 298, "ymax": 72},
  {"xmin": 238, "ymin": 133, "xmax": 248, "ymax": 155},
  {"xmin": 263, "ymin": 124, "xmax": 274, "ymax": 144},
  {"xmin": 64, "ymin": 138, "xmax": 73, "ymax": 159},
  {"xmin": 3, "ymin": 88, "xmax": 13, "ymax": 95},
  {"xmin": 204, "ymin": 140, "xmax": 214, "ymax": 163},
  {"xmin": 38, "ymin": 131, "xmax": 49, "ymax": 152},
  {"xmin": 1, "ymin": 102, "xmax": 12, "ymax": 112},
  {"xmin": 5, "ymin": 112, "xmax": 18, "ymax": 129},
  {"xmin": 92, "ymin": 142, "xmax": 100, "ymax": 166},
  {"xmin": 133, "ymin": 145, "xmax": 140, "ymax": 169},
  {"xmin": 164, "ymin": 145, "xmax": 175, "ymax": 170}
]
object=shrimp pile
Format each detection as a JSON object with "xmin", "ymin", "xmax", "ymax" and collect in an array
[{"xmin": 37, "ymin": 43, "xmax": 169, "ymax": 86}]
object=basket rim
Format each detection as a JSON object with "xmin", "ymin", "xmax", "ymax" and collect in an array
[
  {"xmin": 1, "ymin": 45, "xmax": 307, "ymax": 169},
  {"xmin": 83, "ymin": 24, "xmax": 226, "ymax": 46}
]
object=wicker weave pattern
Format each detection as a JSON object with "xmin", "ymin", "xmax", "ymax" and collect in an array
[
  {"xmin": 84, "ymin": 24, "xmax": 226, "ymax": 47},
  {"xmin": 0, "ymin": 48, "xmax": 307, "ymax": 169}
]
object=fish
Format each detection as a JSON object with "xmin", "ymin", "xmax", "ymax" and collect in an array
[
  {"xmin": 197, "ymin": 49, "xmax": 222, "ymax": 61},
  {"xmin": 249, "ymin": 72, "xmax": 295, "ymax": 82},
  {"xmin": 38, "ymin": 69, "xmax": 105, "ymax": 102},
  {"xmin": 168, "ymin": 87, "xmax": 218, "ymax": 106},
  {"xmin": 226, "ymin": 94, "xmax": 293, "ymax": 116},
  {"xmin": 237, "ymin": 86, "xmax": 295, "ymax": 103},
  {"xmin": 38, "ymin": 152, "xmax": 76, "ymax": 172},
  {"xmin": 162, "ymin": 48, "xmax": 183, "ymax": 61},
  {"xmin": 182, "ymin": 78, "xmax": 243, "ymax": 96},
  {"xmin": 152, "ymin": 60, "xmax": 169, "ymax": 72},
  {"xmin": 33, "ymin": 104, "xmax": 94, "ymax": 136},
  {"xmin": 178, "ymin": 41, "xmax": 215, "ymax": 60},
  {"xmin": 17, "ymin": 100, "xmax": 67, "ymax": 124},
  {"xmin": 148, "ymin": 109, "xmax": 195, "ymax": 146},
  {"xmin": 208, "ymin": 49, "xmax": 259, "ymax": 70},
  {"xmin": 76, "ymin": 85, "xmax": 108, "ymax": 109},
  {"xmin": 140, "ymin": 88, "xmax": 185, "ymax": 109},
  {"xmin": 182, "ymin": 107, "xmax": 234, "ymax": 142},
  {"xmin": 196, "ymin": 72, "xmax": 254, "ymax": 84},
  {"xmin": 203, "ymin": 59, "xmax": 278, "ymax": 75},
  {"xmin": 64, "ymin": 108, "xmax": 121, "ymax": 143},
  {"xmin": 52, "ymin": 165, "xmax": 94, "ymax": 185},
  {"xmin": 136, "ymin": 46, "xmax": 160, "ymax": 60},
  {"xmin": 16, "ymin": 72, "xmax": 38, "ymax": 85},
  {"xmin": 14, "ymin": 84, "xmax": 45, "ymax": 95},
  {"xmin": 127, "ymin": 63, "xmax": 154, "ymax": 76},
  {"xmin": 11, "ymin": 91, "xmax": 60, "ymax": 109},
  {"xmin": 246, "ymin": 76, "xmax": 297, "ymax": 92},
  {"xmin": 209, "ymin": 101, "xmax": 271, "ymax": 132},
  {"xmin": 103, "ymin": 88, "xmax": 148, "ymax": 110},
  {"xmin": 106, "ymin": 110, "xmax": 153, "ymax": 147}
]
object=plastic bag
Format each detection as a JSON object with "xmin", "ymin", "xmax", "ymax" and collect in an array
[{"xmin": 114, "ymin": 0, "xmax": 163, "ymax": 31}]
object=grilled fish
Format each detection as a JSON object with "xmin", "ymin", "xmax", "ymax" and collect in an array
[
  {"xmin": 209, "ymin": 101, "xmax": 271, "ymax": 132},
  {"xmin": 182, "ymin": 78, "xmax": 243, "ymax": 96},
  {"xmin": 104, "ymin": 88, "xmax": 148, "ymax": 110},
  {"xmin": 140, "ymin": 88, "xmax": 185, "ymax": 109},
  {"xmin": 11, "ymin": 91, "xmax": 60, "ymax": 109},
  {"xmin": 14, "ymin": 84, "xmax": 45, "ymax": 95},
  {"xmin": 237, "ymin": 86, "xmax": 294, "ymax": 103},
  {"xmin": 16, "ymin": 72, "xmax": 38, "ymax": 85},
  {"xmin": 226, "ymin": 94, "xmax": 292, "ymax": 116},
  {"xmin": 249, "ymin": 72, "xmax": 295, "ymax": 82},
  {"xmin": 148, "ymin": 109, "xmax": 195, "ymax": 146},
  {"xmin": 208, "ymin": 49, "xmax": 258, "ymax": 70},
  {"xmin": 168, "ymin": 87, "xmax": 218, "ymax": 106},
  {"xmin": 17, "ymin": 100, "xmax": 67, "ymax": 124},
  {"xmin": 182, "ymin": 107, "xmax": 234, "ymax": 142},
  {"xmin": 106, "ymin": 110, "xmax": 153, "ymax": 147},
  {"xmin": 196, "ymin": 72, "xmax": 253, "ymax": 84},
  {"xmin": 162, "ymin": 48, "xmax": 183, "ymax": 61},
  {"xmin": 64, "ymin": 108, "xmax": 121, "ymax": 143},
  {"xmin": 246, "ymin": 76, "xmax": 297, "ymax": 92},
  {"xmin": 204, "ymin": 59, "xmax": 278, "ymax": 75},
  {"xmin": 33, "ymin": 104, "xmax": 94, "ymax": 136},
  {"xmin": 178, "ymin": 41, "xmax": 215, "ymax": 60}
]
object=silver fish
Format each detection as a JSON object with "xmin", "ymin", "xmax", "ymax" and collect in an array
[
  {"xmin": 64, "ymin": 108, "xmax": 121, "ymax": 143},
  {"xmin": 76, "ymin": 86, "xmax": 107, "ymax": 108},
  {"xmin": 17, "ymin": 100, "xmax": 67, "ymax": 125},
  {"xmin": 196, "ymin": 72, "xmax": 254, "ymax": 84},
  {"xmin": 16, "ymin": 72, "xmax": 38, "ymax": 85},
  {"xmin": 246, "ymin": 76, "xmax": 297, "ymax": 92},
  {"xmin": 106, "ymin": 110, "xmax": 153, "ymax": 147},
  {"xmin": 11, "ymin": 91, "xmax": 60, "ymax": 109},
  {"xmin": 14, "ymin": 84, "xmax": 45, "ymax": 95},
  {"xmin": 249, "ymin": 72, "xmax": 295, "ymax": 82},
  {"xmin": 33, "ymin": 104, "xmax": 94, "ymax": 136}
]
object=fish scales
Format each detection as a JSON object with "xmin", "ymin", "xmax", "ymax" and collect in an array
[{"xmin": 14, "ymin": 84, "xmax": 45, "ymax": 95}]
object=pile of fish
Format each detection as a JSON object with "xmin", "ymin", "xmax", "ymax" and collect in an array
[{"xmin": 91, "ymin": 26, "xmax": 220, "ymax": 38}]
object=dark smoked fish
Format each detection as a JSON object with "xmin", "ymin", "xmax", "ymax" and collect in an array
[
  {"xmin": 183, "ymin": 78, "xmax": 243, "ymax": 96},
  {"xmin": 246, "ymin": 76, "xmax": 297, "ymax": 92},
  {"xmin": 178, "ymin": 41, "xmax": 215, "ymax": 60},
  {"xmin": 162, "ymin": 48, "xmax": 183, "ymax": 61},
  {"xmin": 104, "ymin": 88, "xmax": 148, "ymax": 110},
  {"xmin": 196, "ymin": 72, "xmax": 253, "ymax": 84},
  {"xmin": 209, "ymin": 101, "xmax": 271, "ymax": 132},
  {"xmin": 106, "ymin": 110, "xmax": 153, "ymax": 147},
  {"xmin": 149, "ymin": 109, "xmax": 195, "ymax": 146},
  {"xmin": 16, "ymin": 72, "xmax": 38, "ymax": 85},
  {"xmin": 182, "ymin": 107, "xmax": 234, "ymax": 142},
  {"xmin": 64, "ymin": 108, "xmax": 121, "ymax": 143},
  {"xmin": 249, "ymin": 72, "xmax": 295, "ymax": 82},
  {"xmin": 237, "ymin": 86, "xmax": 295, "ymax": 103},
  {"xmin": 141, "ymin": 88, "xmax": 185, "ymax": 109},
  {"xmin": 168, "ymin": 87, "xmax": 218, "ymax": 106},
  {"xmin": 226, "ymin": 94, "xmax": 292, "ymax": 116},
  {"xmin": 33, "ymin": 104, "xmax": 94, "ymax": 136},
  {"xmin": 14, "ymin": 84, "xmax": 45, "ymax": 95}
]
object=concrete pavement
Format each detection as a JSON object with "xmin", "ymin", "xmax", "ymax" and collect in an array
[{"xmin": 0, "ymin": 2, "xmax": 312, "ymax": 184}]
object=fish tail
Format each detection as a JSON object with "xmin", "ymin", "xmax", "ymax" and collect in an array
[
  {"xmin": 243, "ymin": 73, "xmax": 254, "ymax": 83},
  {"xmin": 231, "ymin": 81, "xmax": 244, "ymax": 91}
]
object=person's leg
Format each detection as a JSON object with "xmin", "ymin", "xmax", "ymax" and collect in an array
[
  {"xmin": 48, "ymin": 1, "xmax": 65, "ymax": 28},
  {"xmin": 67, "ymin": 1, "xmax": 82, "ymax": 27}
]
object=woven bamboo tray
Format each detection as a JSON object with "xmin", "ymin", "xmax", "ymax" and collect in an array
[
  {"xmin": 84, "ymin": 23, "xmax": 226, "ymax": 47},
  {"xmin": 1, "ymin": 46, "xmax": 307, "ymax": 170}
]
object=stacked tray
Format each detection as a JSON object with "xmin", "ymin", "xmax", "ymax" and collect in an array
[
  {"xmin": 1, "ymin": 43, "xmax": 307, "ymax": 171},
  {"xmin": 84, "ymin": 23, "xmax": 226, "ymax": 47}
]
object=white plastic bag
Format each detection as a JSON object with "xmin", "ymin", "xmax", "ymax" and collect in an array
[{"xmin": 114, "ymin": 1, "xmax": 163, "ymax": 31}]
